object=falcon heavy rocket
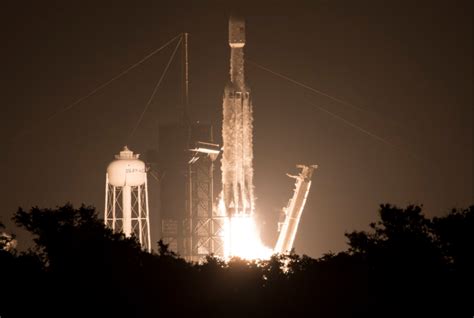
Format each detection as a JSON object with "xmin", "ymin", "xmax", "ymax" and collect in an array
[{"xmin": 221, "ymin": 16, "xmax": 255, "ymax": 217}]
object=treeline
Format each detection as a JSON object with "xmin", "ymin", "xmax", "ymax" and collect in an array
[{"xmin": 0, "ymin": 204, "xmax": 472, "ymax": 317}]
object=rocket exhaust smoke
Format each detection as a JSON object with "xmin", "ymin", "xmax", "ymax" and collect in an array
[
  {"xmin": 220, "ymin": 16, "xmax": 271, "ymax": 259},
  {"xmin": 221, "ymin": 16, "xmax": 254, "ymax": 217}
]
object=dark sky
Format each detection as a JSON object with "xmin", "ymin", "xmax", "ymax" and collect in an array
[{"xmin": 1, "ymin": 0, "xmax": 472, "ymax": 257}]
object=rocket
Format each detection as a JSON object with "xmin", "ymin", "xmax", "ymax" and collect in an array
[{"xmin": 221, "ymin": 16, "xmax": 255, "ymax": 216}]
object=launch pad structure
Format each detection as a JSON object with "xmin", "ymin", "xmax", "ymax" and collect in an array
[
  {"xmin": 185, "ymin": 141, "xmax": 224, "ymax": 261},
  {"xmin": 159, "ymin": 124, "xmax": 225, "ymax": 262},
  {"xmin": 159, "ymin": 17, "xmax": 317, "ymax": 260},
  {"xmin": 102, "ymin": 17, "xmax": 316, "ymax": 259},
  {"xmin": 158, "ymin": 34, "xmax": 225, "ymax": 261},
  {"xmin": 275, "ymin": 165, "xmax": 317, "ymax": 254},
  {"xmin": 160, "ymin": 16, "xmax": 258, "ymax": 260}
]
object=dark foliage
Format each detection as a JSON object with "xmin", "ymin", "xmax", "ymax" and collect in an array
[
  {"xmin": 0, "ymin": 203, "xmax": 472, "ymax": 317},
  {"xmin": 345, "ymin": 204, "xmax": 473, "ymax": 317}
]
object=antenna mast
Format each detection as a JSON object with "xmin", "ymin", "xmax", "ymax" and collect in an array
[{"xmin": 183, "ymin": 32, "xmax": 189, "ymax": 124}]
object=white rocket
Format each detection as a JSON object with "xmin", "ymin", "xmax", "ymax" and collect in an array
[{"xmin": 221, "ymin": 16, "xmax": 255, "ymax": 216}]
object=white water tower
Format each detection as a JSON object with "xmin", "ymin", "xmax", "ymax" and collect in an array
[{"xmin": 104, "ymin": 146, "xmax": 151, "ymax": 252}]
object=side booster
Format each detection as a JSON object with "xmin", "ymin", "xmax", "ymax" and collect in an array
[{"xmin": 221, "ymin": 16, "xmax": 255, "ymax": 216}]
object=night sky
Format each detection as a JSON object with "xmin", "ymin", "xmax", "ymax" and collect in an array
[{"xmin": 1, "ymin": 0, "xmax": 472, "ymax": 257}]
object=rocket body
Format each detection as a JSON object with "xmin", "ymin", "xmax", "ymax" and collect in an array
[{"xmin": 221, "ymin": 16, "xmax": 255, "ymax": 216}]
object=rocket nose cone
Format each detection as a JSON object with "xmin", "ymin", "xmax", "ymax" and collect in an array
[
  {"xmin": 229, "ymin": 15, "xmax": 246, "ymax": 46},
  {"xmin": 229, "ymin": 15, "xmax": 244, "ymax": 25}
]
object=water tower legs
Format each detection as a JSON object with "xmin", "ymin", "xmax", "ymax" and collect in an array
[
  {"xmin": 122, "ymin": 185, "xmax": 132, "ymax": 237},
  {"xmin": 104, "ymin": 147, "xmax": 151, "ymax": 252}
]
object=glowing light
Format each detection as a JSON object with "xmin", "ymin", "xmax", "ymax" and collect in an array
[
  {"xmin": 218, "ymin": 17, "xmax": 272, "ymax": 261},
  {"xmin": 219, "ymin": 199, "xmax": 272, "ymax": 260}
]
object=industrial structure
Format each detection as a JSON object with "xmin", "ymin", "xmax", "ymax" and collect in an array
[
  {"xmin": 184, "ymin": 141, "xmax": 223, "ymax": 261},
  {"xmin": 274, "ymin": 165, "xmax": 318, "ymax": 254},
  {"xmin": 159, "ymin": 123, "xmax": 225, "ymax": 262},
  {"xmin": 103, "ymin": 17, "xmax": 316, "ymax": 260},
  {"xmin": 157, "ymin": 33, "xmax": 225, "ymax": 262},
  {"xmin": 104, "ymin": 146, "xmax": 151, "ymax": 252},
  {"xmin": 158, "ymin": 17, "xmax": 316, "ymax": 259}
]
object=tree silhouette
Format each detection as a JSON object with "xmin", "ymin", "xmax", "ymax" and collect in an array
[
  {"xmin": 0, "ymin": 203, "xmax": 471, "ymax": 317},
  {"xmin": 432, "ymin": 206, "xmax": 474, "ymax": 270},
  {"xmin": 431, "ymin": 206, "xmax": 474, "ymax": 315},
  {"xmin": 345, "ymin": 204, "xmax": 473, "ymax": 317}
]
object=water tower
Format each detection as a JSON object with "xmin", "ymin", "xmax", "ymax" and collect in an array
[{"xmin": 104, "ymin": 146, "xmax": 151, "ymax": 252}]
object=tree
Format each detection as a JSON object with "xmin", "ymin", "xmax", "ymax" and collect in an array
[
  {"xmin": 431, "ymin": 206, "xmax": 474, "ymax": 270},
  {"xmin": 345, "ymin": 204, "xmax": 473, "ymax": 317},
  {"xmin": 1, "ymin": 202, "xmax": 471, "ymax": 317},
  {"xmin": 9, "ymin": 204, "xmax": 147, "ymax": 317}
]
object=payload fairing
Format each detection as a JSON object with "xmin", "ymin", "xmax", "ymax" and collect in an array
[{"xmin": 221, "ymin": 16, "xmax": 255, "ymax": 216}]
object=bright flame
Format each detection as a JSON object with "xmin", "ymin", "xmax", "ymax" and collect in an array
[{"xmin": 219, "ymin": 199, "xmax": 272, "ymax": 260}]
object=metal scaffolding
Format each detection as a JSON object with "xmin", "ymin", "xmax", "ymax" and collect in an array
[{"xmin": 184, "ymin": 142, "xmax": 224, "ymax": 262}]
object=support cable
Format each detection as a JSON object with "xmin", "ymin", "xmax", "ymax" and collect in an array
[
  {"xmin": 12, "ymin": 33, "xmax": 182, "ymax": 140},
  {"xmin": 248, "ymin": 60, "xmax": 423, "ymax": 162},
  {"xmin": 303, "ymin": 96, "xmax": 423, "ymax": 162},
  {"xmin": 248, "ymin": 60, "xmax": 402, "ymax": 128},
  {"xmin": 127, "ymin": 35, "xmax": 183, "ymax": 142}
]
